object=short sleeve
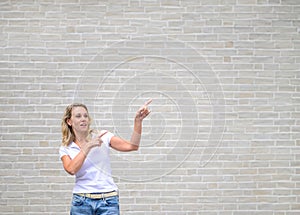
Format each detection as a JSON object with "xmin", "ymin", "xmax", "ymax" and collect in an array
[
  {"xmin": 59, "ymin": 145, "xmax": 69, "ymax": 159},
  {"xmin": 100, "ymin": 130, "xmax": 114, "ymax": 147}
]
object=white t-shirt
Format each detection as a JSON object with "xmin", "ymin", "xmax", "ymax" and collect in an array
[{"xmin": 59, "ymin": 130, "xmax": 118, "ymax": 193}]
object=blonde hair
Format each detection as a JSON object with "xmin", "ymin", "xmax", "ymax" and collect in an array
[{"xmin": 61, "ymin": 103, "xmax": 92, "ymax": 146}]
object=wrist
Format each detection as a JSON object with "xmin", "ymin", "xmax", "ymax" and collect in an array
[
  {"xmin": 81, "ymin": 149, "xmax": 87, "ymax": 157},
  {"xmin": 130, "ymin": 130, "xmax": 141, "ymax": 147},
  {"xmin": 134, "ymin": 117, "xmax": 143, "ymax": 124}
]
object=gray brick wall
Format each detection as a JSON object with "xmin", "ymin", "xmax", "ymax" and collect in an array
[{"xmin": 1, "ymin": 0, "xmax": 300, "ymax": 214}]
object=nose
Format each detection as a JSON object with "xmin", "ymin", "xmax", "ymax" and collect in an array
[{"xmin": 82, "ymin": 115, "xmax": 89, "ymax": 121}]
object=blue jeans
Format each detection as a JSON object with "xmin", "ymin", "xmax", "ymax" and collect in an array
[{"xmin": 70, "ymin": 194, "xmax": 120, "ymax": 215}]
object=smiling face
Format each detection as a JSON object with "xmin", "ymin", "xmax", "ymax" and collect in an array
[{"xmin": 67, "ymin": 106, "xmax": 90, "ymax": 135}]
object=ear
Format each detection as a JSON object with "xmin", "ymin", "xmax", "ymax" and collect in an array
[{"xmin": 67, "ymin": 119, "xmax": 72, "ymax": 126}]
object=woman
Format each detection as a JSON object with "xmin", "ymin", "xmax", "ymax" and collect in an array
[{"xmin": 59, "ymin": 100, "xmax": 152, "ymax": 215}]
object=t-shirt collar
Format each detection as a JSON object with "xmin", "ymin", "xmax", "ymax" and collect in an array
[{"xmin": 69, "ymin": 141, "xmax": 80, "ymax": 149}]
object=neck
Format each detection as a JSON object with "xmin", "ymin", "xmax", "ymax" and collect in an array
[{"xmin": 74, "ymin": 131, "xmax": 88, "ymax": 146}]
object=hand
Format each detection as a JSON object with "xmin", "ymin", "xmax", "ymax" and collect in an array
[
  {"xmin": 135, "ymin": 99, "xmax": 152, "ymax": 121},
  {"xmin": 81, "ymin": 131, "xmax": 108, "ymax": 156}
]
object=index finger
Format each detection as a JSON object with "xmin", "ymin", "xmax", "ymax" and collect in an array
[{"xmin": 144, "ymin": 98, "xmax": 152, "ymax": 107}]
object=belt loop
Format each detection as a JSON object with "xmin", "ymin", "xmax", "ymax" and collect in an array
[
  {"xmin": 77, "ymin": 193, "xmax": 86, "ymax": 200},
  {"xmin": 102, "ymin": 193, "xmax": 108, "ymax": 205}
]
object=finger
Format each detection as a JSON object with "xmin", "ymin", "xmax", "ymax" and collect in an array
[
  {"xmin": 138, "ymin": 106, "xmax": 146, "ymax": 114},
  {"xmin": 140, "ymin": 109, "xmax": 151, "ymax": 117},
  {"xmin": 139, "ymin": 99, "xmax": 152, "ymax": 113},
  {"xmin": 144, "ymin": 110, "xmax": 151, "ymax": 117},
  {"xmin": 144, "ymin": 98, "xmax": 152, "ymax": 107},
  {"xmin": 139, "ymin": 108, "xmax": 149, "ymax": 116},
  {"xmin": 92, "ymin": 142, "xmax": 101, "ymax": 147}
]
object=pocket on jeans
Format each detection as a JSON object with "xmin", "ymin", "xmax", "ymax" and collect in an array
[
  {"xmin": 106, "ymin": 196, "xmax": 119, "ymax": 206},
  {"xmin": 72, "ymin": 194, "xmax": 84, "ymax": 206}
]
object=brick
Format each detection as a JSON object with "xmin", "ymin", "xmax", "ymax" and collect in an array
[{"xmin": 1, "ymin": 1, "xmax": 300, "ymax": 214}]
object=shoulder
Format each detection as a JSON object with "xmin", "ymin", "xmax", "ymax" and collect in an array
[
  {"xmin": 99, "ymin": 130, "xmax": 114, "ymax": 145},
  {"xmin": 59, "ymin": 142, "xmax": 78, "ymax": 158}
]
